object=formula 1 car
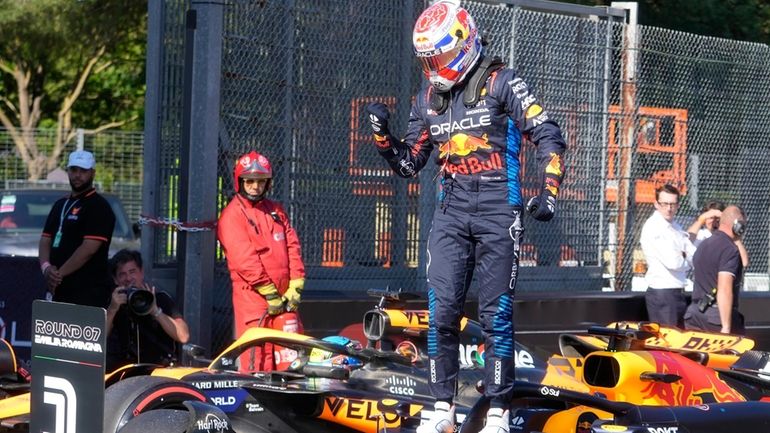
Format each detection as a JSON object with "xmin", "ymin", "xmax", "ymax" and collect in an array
[
  {"xmin": 95, "ymin": 289, "xmax": 593, "ymax": 433},
  {"xmin": 0, "ymin": 289, "xmax": 587, "ymax": 433},
  {"xmin": 463, "ymin": 322, "xmax": 770, "ymax": 432},
  {"xmin": 3, "ymin": 290, "xmax": 770, "ymax": 433},
  {"xmin": 103, "ymin": 321, "xmax": 770, "ymax": 432},
  {"xmin": 362, "ymin": 295, "xmax": 770, "ymax": 432}
]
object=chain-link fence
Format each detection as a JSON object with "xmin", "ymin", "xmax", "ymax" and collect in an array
[
  {"xmin": 611, "ymin": 25, "xmax": 770, "ymax": 291},
  {"xmin": 0, "ymin": 128, "xmax": 144, "ymax": 221},
  {"xmin": 145, "ymin": 0, "xmax": 770, "ymax": 349}
]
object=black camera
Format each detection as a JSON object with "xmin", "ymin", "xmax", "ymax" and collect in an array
[
  {"xmin": 697, "ymin": 288, "xmax": 717, "ymax": 313},
  {"xmin": 119, "ymin": 287, "xmax": 155, "ymax": 316}
]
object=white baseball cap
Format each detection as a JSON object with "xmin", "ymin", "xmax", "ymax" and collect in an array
[{"xmin": 67, "ymin": 150, "xmax": 96, "ymax": 169}]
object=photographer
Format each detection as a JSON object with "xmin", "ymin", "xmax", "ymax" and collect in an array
[
  {"xmin": 684, "ymin": 205, "xmax": 747, "ymax": 335},
  {"xmin": 105, "ymin": 249, "xmax": 190, "ymax": 372}
]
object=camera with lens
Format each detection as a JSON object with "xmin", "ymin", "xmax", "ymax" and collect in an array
[
  {"xmin": 119, "ymin": 287, "xmax": 155, "ymax": 316},
  {"xmin": 697, "ymin": 288, "xmax": 717, "ymax": 313}
]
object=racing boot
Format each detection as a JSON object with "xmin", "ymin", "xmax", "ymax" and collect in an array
[
  {"xmin": 417, "ymin": 401, "xmax": 455, "ymax": 433},
  {"xmin": 478, "ymin": 408, "xmax": 509, "ymax": 433}
]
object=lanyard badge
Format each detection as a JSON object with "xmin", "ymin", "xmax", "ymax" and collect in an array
[
  {"xmin": 53, "ymin": 231, "xmax": 63, "ymax": 248},
  {"xmin": 53, "ymin": 198, "xmax": 79, "ymax": 248}
]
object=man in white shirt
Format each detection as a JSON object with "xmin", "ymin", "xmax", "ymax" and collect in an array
[{"xmin": 640, "ymin": 184, "xmax": 696, "ymax": 327}]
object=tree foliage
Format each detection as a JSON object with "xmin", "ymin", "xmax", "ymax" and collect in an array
[
  {"xmin": 639, "ymin": 0, "xmax": 770, "ymax": 44},
  {"xmin": 0, "ymin": 0, "xmax": 146, "ymax": 180},
  {"xmin": 569, "ymin": 0, "xmax": 770, "ymax": 44}
]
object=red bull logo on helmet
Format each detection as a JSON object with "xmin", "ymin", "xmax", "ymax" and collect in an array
[{"xmin": 413, "ymin": 36, "xmax": 435, "ymax": 53}]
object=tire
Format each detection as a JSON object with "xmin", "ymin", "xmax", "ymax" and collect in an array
[
  {"xmin": 103, "ymin": 376, "xmax": 207, "ymax": 433},
  {"xmin": 117, "ymin": 409, "xmax": 190, "ymax": 433}
]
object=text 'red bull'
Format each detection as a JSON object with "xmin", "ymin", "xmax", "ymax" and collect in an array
[{"xmin": 445, "ymin": 152, "xmax": 503, "ymax": 175}]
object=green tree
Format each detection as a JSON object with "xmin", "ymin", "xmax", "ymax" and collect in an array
[
  {"xmin": 0, "ymin": 0, "xmax": 146, "ymax": 180},
  {"xmin": 640, "ymin": 0, "xmax": 769, "ymax": 44},
  {"xmin": 569, "ymin": 0, "xmax": 770, "ymax": 44}
]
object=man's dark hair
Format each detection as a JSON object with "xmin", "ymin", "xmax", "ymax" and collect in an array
[
  {"xmin": 655, "ymin": 184, "xmax": 680, "ymax": 201},
  {"xmin": 701, "ymin": 200, "xmax": 726, "ymax": 213},
  {"xmin": 110, "ymin": 249, "xmax": 143, "ymax": 277}
]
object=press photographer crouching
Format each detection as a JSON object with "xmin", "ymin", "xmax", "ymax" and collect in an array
[{"xmin": 106, "ymin": 249, "xmax": 190, "ymax": 372}]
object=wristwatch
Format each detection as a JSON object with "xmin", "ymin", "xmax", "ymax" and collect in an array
[{"xmin": 152, "ymin": 307, "xmax": 163, "ymax": 318}]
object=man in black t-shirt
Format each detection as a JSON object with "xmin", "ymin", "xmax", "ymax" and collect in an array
[
  {"xmin": 38, "ymin": 150, "xmax": 115, "ymax": 307},
  {"xmin": 684, "ymin": 205, "xmax": 747, "ymax": 334},
  {"xmin": 105, "ymin": 249, "xmax": 190, "ymax": 372}
]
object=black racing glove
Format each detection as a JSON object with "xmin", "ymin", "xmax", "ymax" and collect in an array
[
  {"xmin": 364, "ymin": 102, "xmax": 391, "ymax": 137},
  {"xmin": 527, "ymin": 193, "xmax": 557, "ymax": 222}
]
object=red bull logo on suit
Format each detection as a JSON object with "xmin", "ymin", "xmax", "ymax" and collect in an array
[
  {"xmin": 438, "ymin": 132, "xmax": 501, "ymax": 175},
  {"xmin": 445, "ymin": 152, "xmax": 503, "ymax": 175},
  {"xmin": 438, "ymin": 133, "xmax": 492, "ymax": 158}
]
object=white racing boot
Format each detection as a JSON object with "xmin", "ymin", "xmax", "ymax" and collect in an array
[
  {"xmin": 416, "ymin": 401, "xmax": 455, "ymax": 433},
  {"xmin": 478, "ymin": 407, "xmax": 510, "ymax": 433}
]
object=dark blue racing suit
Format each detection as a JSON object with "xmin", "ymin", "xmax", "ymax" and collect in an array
[{"xmin": 373, "ymin": 60, "xmax": 566, "ymax": 405}]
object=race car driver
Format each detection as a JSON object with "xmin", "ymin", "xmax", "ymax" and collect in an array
[
  {"xmin": 364, "ymin": 2, "xmax": 567, "ymax": 432},
  {"xmin": 217, "ymin": 151, "xmax": 306, "ymax": 372}
]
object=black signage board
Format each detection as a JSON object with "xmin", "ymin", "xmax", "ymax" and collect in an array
[{"xmin": 30, "ymin": 300, "xmax": 105, "ymax": 433}]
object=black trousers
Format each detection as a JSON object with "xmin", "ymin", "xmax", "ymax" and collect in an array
[
  {"xmin": 426, "ymin": 205, "xmax": 522, "ymax": 406},
  {"xmin": 684, "ymin": 304, "xmax": 746, "ymax": 335},
  {"xmin": 645, "ymin": 287, "xmax": 686, "ymax": 328}
]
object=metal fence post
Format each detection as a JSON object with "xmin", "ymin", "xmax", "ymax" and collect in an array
[
  {"xmin": 611, "ymin": 1, "xmax": 638, "ymax": 291},
  {"xmin": 282, "ymin": 0, "xmax": 295, "ymax": 213},
  {"xmin": 142, "ymin": 0, "xmax": 164, "ymax": 274},
  {"xmin": 598, "ymin": 16, "xmax": 612, "ymax": 275},
  {"xmin": 393, "ymin": 0, "xmax": 415, "ymax": 283},
  {"xmin": 76, "ymin": 129, "xmax": 85, "ymax": 151},
  {"xmin": 177, "ymin": 0, "xmax": 223, "ymax": 352}
]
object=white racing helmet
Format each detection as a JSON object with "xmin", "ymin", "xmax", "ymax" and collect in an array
[{"xmin": 413, "ymin": 1, "xmax": 483, "ymax": 92}]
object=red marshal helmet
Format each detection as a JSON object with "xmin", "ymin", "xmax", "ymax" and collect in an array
[{"xmin": 233, "ymin": 151, "xmax": 272, "ymax": 193}]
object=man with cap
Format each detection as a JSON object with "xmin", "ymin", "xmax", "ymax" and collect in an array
[{"xmin": 38, "ymin": 150, "xmax": 116, "ymax": 307}]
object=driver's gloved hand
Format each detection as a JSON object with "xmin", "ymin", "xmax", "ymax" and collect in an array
[
  {"xmin": 364, "ymin": 102, "xmax": 390, "ymax": 137},
  {"xmin": 527, "ymin": 193, "xmax": 556, "ymax": 222}
]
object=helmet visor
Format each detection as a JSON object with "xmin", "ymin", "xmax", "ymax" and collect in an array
[
  {"xmin": 417, "ymin": 44, "xmax": 464, "ymax": 74},
  {"xmin": 239, "ymin": 171, "xmax": 271, "ymax": 180}
]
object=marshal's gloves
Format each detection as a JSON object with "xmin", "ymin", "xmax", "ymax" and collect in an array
[
  {"xmin": 283, "ymin": 278, "xmax": 305, "ymax": 312},
  {"xmin": 527, "ymin": 193, "xmax": 557, "ymax": 222},
  {"xmin": 256, "ymin": 283, "xmax": 285, "ymax": 316}
]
